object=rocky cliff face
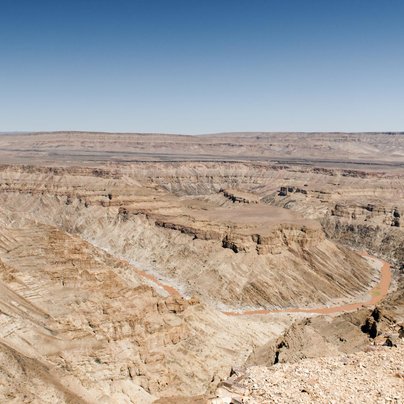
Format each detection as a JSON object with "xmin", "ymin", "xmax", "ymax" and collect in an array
[
  {"xmin": 246, "ymin": 310, "xmax": 379, "ymax": 367},
  {"xmin": 0, "ymin": 210, "xmax": 287, "ymax": 403},
  {"xmin": 322, "ymin": 216, "xmax": 404, "ymax": 265},
  {"xmin": 0, "ymin": 164, "xmax": 377, "ymax": 309},
  {"xmin": 0, "ymin": 153, "xmax": 402, "ymax": 403},
  {"xmin": 213, "ymin": 302, "xmax": 404, "ymax": 403}
]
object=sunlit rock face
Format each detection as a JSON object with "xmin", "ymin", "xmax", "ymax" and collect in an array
[{"xmin": 0, "ymin": 131, "xmax": 402, "ymax": 402}]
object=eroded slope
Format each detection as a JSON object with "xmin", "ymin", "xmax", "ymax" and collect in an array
[
  {"xmin": 0, "ymin": 152, "xmax": 402, "ymax": 403},
  {"xmin": 0, "ymin": 209, "xmax": 289, "ymax": 402},
  {"xmin": 0, "ymin": 165, "xmax": 379, "ymax": 310}
]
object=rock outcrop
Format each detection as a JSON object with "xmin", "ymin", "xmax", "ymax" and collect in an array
[
  {"xmin": 0, "ymin": 170, "xmax": 376, "ymax": 309},
  {"xmin": 0, "ymin": 131, "xmax": 402, "ymax": 403},
  {"xmin": 0, "ymin": 211, "xmax": 285, "ymax": 402},
  {"xmin": 213, "ymin": 340, "xmax": 404, "ymax": 403}
]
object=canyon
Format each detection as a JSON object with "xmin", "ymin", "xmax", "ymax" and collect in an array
[{"xmin": 0, "ymin": 132, "xmax": 403, "ymax": 403}]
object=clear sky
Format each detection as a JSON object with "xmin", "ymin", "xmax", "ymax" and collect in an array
[{"xmin": 0, "ymin": 0, "xmax": 403, "ymax": 133}]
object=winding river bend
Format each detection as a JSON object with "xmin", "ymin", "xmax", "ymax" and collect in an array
[{"xmin": 126, "ymin": 251, "xmax": 392, "ymax": 317}]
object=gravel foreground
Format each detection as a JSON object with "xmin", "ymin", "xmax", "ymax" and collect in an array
[{"xmin": 214, "ymin": 340, "xmax": 404, "ymax": 403}]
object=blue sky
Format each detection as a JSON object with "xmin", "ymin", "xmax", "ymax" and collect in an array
[{"xmin": 0, "ymin": 0, "xmax": 403, "ymax": 133}]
